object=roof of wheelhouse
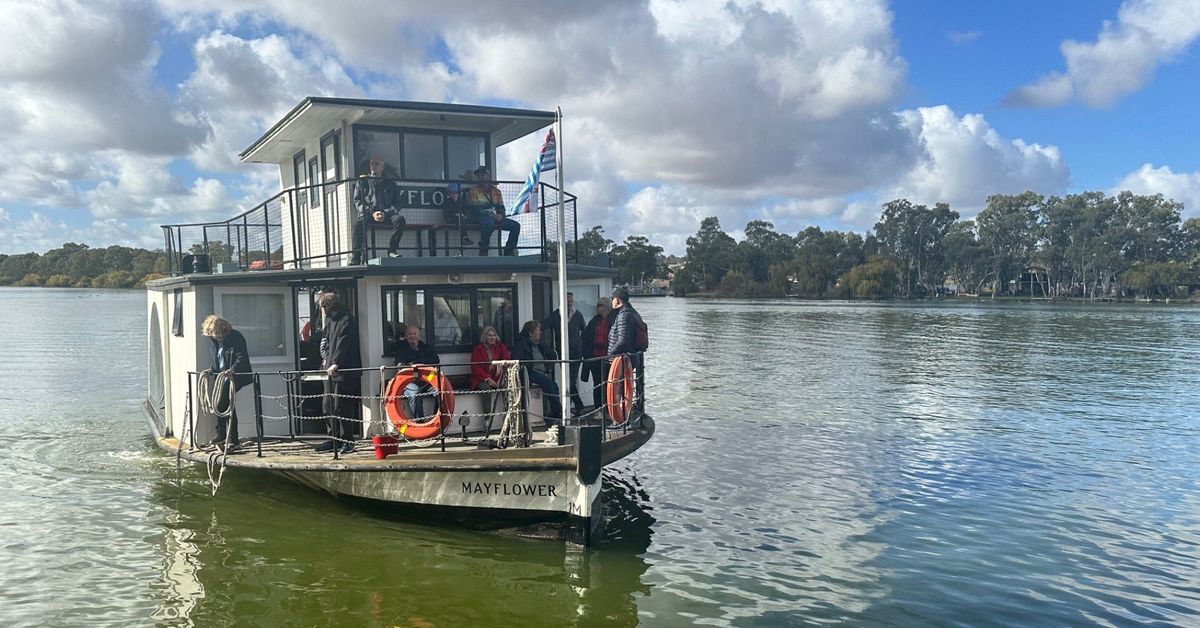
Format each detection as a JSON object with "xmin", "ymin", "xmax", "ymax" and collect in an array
[{"xmin": 239, "ymin": 97, "xmax": 557, "ymax": 164}]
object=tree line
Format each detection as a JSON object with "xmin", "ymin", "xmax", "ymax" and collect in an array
[
  {"xmin": 581, "ymin": 190, "xmax": 1199, "ymax": 300},
  {"xmin": 0, "ymin": 243, "xmax": 169, "ymax": 289}
]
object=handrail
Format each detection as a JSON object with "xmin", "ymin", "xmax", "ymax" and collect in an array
[
  {"xmin": 161, "ymin": 176, "xmax": 579, "ymax": 275},
  {"xmin": 184, "ymin": 351, "xmax": 647, "ymax": 451}
]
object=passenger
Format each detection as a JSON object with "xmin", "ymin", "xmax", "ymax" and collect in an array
[
  {"xmin": 541, "ymin": 291, "xmax": 586, "ymax": 416},
  {"xmin": 511, "ymin": 320, "xmax": 563, "ymax": 422},
  {"xmin": 201, "ymin": 314, "xmax": 252, "ymax": 451},
  {"xmin": 469, "ymin": 326, "xmax": 511, "ymax": 391},
  {"xmin": 316, "ymin": 292, "xmax": 361, "ymax": 454},
  {"xmin": 350, "ymin": 155, "xmax": 406, "ymax": 264},
  {"xmin": 464, "ymin": 166, "xmax": 520, "ymax": 256},
  {"xmin": 607, "ymin": 286, "xmax": 645, "ymax": 416},
  {"xmin": 491, "ymin": 292, "xmax": 515, "ymax": 346},
  {"xmin": 394, "ymin": 324, "xmax": 440, "ymax": 366},
  {"xmin": 443, "ymin": 170, "xmax": 474, "ymax": 247},
  {"xmin": 392, "ymin": 324, "xmax": 441, "ymax": 424},
  {"xmin": 432, "ymin": 300, "xmax": 463, "ymax": 345},
  {"xmin": 580, "ymin": 301, "xmax": 611, "ymax": 407}
]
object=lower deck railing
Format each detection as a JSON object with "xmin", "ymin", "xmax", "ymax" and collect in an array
[{"xmin": 181, "ymin": 354, "xmax": 646, "ymax": 460}]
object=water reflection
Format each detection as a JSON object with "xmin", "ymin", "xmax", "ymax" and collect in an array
[{"xmin": 145, "ymin": 464, "xmax": 653, "ymax": 627}]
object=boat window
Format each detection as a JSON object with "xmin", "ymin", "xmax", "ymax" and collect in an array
[
  {"xmin": 403, "ymin": 133, "xmax": 445, "ymax": 180},
  {"xmin": 382, "ymin": 284, "xmax": 517, "ymax": 355},
  {"xmin": 354, "ymin": 126, "xmax": 488, "ymax": 179},
  {"xmin": 308, "ymin": 156, "xmax": 320, "ymax": 207},
  {"xmin": 383, "ymin": 288, "xmax": 429, "ymax": 349},
  {"xmin": 354, "ymin": 129, "xmax": 401, "ymax": 176},
  {"xmin": 292, "ymin": 151, "xmax": 308, "ymax": 210},
  {"xmin": 220, "ymin": 292, "xmax": 286, "ymax": 357},
  {"xmin": 531, "ymin": 277, "xmax": 552, "ymax": 324},
  {"xmin": 572, "ymin": 285, "xmax": 601, "ymax": 322},
  {"xmin": 477, "ymin": 287, "xmax": 515, "ymax": 347},
  {"xmin": 447, "ymin": 135, "xmax": 485, "ymax": 181},
  {"xmin": 432, "ymin": 291, "xmax": 469, "ymax": 348},
  {"xmin": 172, "ymin": 289, "xmax": 184, "ymax": 336}
]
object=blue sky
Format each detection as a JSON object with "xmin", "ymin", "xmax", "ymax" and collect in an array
[{"xmin": 1, "ymin": 0, "xmax": 1198, "ymax": 255}]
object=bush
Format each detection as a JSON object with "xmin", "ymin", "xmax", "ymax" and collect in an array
[
  {"xmin": 17, "ymin": 273, "xmax": 44, "ymax": 286},
  {"xmin": 45, "ymin": 274, "xmax": 74, "ymax": 287}
]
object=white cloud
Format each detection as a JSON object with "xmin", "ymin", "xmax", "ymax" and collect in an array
[
  {"xmin": 1114, "ymin": 164, "xmax": 1200, "ymax": 216},
  {"xmin": 0, "ymin": 210, "xmax": 162, "ymax": 255},
  {"xmin": 946, "ymin": 30, "xmax": 981, "ymax": 45},
  {"xmin": 1007, "ymin": 0, "xmax": 1200, "ymax": 107},
  {"xmin": 885, "ymin": 105, "xmax": 1070, "ymax": 216},
  {"xmin": 157, "ymin": 0, "xmax": 914, "ymax": 246},
  {"xmin": 181, "ymin": 30, "xmax": 361, "ymax": 171}
]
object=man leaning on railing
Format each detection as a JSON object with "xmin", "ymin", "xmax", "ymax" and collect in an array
[{"xmin": 350, "ymin": 155, "xmax": 406, "ymax": 264}]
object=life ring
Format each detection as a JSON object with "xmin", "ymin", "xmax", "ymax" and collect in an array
[
  {"xmin": 300, "ymin": 320, "xmax": 313, "ymax": 341},
  {"xmin": 606, "ymin": 356, "xmax": 635, "ymax": 425},
  {"xmin": 384, "ymin": 366, "xmax": 455, "ymax": 440}
]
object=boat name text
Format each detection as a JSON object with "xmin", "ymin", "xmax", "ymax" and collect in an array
[{"xmin": 462, "ymin": 481, "xmax": 557, "ymax": 497}]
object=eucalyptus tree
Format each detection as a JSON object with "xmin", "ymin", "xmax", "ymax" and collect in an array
[
  {"xmin": 683, "ymin": 216, "xmax": 739, "ymax": 290},
  {"xmin": 976, "ymin": 192, "xmax": 1041, "ymax": 296},
  {"xmin": 873, "ymin": 199, "xmax": 958, "ymax": 297},
  {"xmin": 610, "ymin": 235, "xmax": 665, "ymax": 286}
]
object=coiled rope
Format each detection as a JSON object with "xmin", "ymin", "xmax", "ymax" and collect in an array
[{"xmin": 197, "ymin": 369, "xmax": 234, "ymax": 495}]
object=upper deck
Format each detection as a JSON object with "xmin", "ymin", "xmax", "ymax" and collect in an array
[{"xmin": 160, "ymin": 98, "xmax": 592, "ymax": 275}]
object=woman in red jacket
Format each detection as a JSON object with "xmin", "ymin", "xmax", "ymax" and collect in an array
[{"xmin": 469, "ymin": 325, "xmax": 511, "ymax": 390}]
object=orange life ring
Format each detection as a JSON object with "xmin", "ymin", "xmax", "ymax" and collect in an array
[
  {"xmin": 300, "ymin": 320, "xmax": 313, "ymax": 341},
  {"xmin": 384, "ymin": 366, "xmax": 456, "ymax": 440},
  {"xmin": 606, "ymin": 356, "xmax": 635, "ymax": 425}
]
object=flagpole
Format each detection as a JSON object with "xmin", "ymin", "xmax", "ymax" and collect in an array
[{"xmin": 555, "ymin": 107, "xmax": 570, "ymax": 434}]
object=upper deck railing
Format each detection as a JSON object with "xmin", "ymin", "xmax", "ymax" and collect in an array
[{"xmin": 160, "ymin": 177, "xmax": 580, "ymax": 275}]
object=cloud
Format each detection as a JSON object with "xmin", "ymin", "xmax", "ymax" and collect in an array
[
  {"xmin": 0, "ymin": 210, "xmax": 163, "ymax": 255},
  {"xmin": 0, "ymin": 0, "xmax": 206, "ymax": 154},
  {"xmin": 157, "ymin": 0, "xmax": 915, "ymax": 245},
  {"xmin": 885, "ymin": 105, "xmax": 1069, "ymax": 216},
  {"xmin": 1115, "ymin": 164, "xmax": 1200, "ymax": 216},
  {"xmin": 1007, "ymin": 0, "xmax": 1200, "ymax": 107},
  {"xmin": 946, "ymin": 30, "xmax": 981, "ymax": 45},
  {"xmin": 181, "ymin": 30, "xmax": 362, "ymax": 171}
]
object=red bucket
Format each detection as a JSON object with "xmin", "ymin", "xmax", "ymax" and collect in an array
[{"xmin": 372, "ymin": 435, "xmax": 399, "ymax": 459}]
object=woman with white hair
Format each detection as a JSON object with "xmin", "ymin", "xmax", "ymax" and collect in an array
[{"xmin": 201, "ymin": 314, "xmax": 253, "ymax": 450}]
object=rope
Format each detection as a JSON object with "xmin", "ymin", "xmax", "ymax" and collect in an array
[
  {"xmin": 497, "ymin": 361, "xmax": 530, "ymax": 448},
  {"xmin": 196, "ymin": 369, "xmax": 235, "ymax": 495}
]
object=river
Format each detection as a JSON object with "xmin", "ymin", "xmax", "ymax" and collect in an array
[{"xmin": 1, "ymin": 287, "xmax": 1198, "ymax": 626}]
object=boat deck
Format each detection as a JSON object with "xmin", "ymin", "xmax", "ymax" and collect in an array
[{"xmin": 159, "ymin": 419, "xmax": 652, "ymax": 472}]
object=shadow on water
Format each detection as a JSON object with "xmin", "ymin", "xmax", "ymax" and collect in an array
[{"xmin": 145, "ymin": 455, "xmax": 654, "ymax": 627}]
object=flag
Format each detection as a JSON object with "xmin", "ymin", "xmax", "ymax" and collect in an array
[{"xmin": 508, "ymin": 129, "xmax": 556, "ymax": 215}]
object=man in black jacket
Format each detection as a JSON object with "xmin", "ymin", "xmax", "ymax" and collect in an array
[
  {"xmin": 392, "ymin": 324, "xmax": 441, "ymax": 422},
  {"xmin": 542, "ymin": 291, "xmax": 586, "ymax": 415},
  {"xmin": 350, "ymin": 155, "xmax": 405, "ymax": 264},
  {"xmin": 511, "ymin": 320, "xmax": 563, "ymax": 422},
  {"xmin": 202, "ymin": 315, "xmax": 253, "ymax": 450},
  {"xmin": 317, "ymin": 292, "xmax": 361, "ymax": 453}
]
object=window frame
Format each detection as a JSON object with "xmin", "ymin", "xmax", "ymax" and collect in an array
[
  {"xmin": 214, "ymin": 286, "xmax": 294, "ymax": 365},
  {"xmin": 352, "ymin": 124, "xmax": 491, "ymax": 181},
  {"xmin": 292, "ymin": 150, "xmax": 308, "ymax": 210},
  {"xmin": 379, "ymin": 282, "xmax": 518, "ymax": 357}
]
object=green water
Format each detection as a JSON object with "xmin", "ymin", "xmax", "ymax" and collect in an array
[{"xmin": 2, "ymin": 287, "xmax": 1199, "ymax": 626}]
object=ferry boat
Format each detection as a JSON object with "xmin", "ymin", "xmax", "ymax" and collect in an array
[{"xmin": 142, "ymin": 97, "xmax": 653, "ymax": 544}]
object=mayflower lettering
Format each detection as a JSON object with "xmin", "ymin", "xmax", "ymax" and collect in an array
[{"xmin": 462, "ymin": 481, "xmax": 557, "ymax": 497}]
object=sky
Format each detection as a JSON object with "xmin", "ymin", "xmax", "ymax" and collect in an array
[{"xmin": 0, "ymin": 0, "xmax": 1198, "ymax": 255}]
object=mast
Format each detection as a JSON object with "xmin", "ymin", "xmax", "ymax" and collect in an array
[{"xmin": 555, "ymin": 107, "xmax": 570, "ymax": 429}]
